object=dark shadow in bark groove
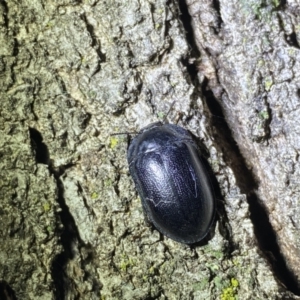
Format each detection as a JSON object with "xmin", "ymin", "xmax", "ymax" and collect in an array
[
  {"xmin": 0, "ymin": 1, "xmax": 9, "ymax": 28},
  {"xmin": 28, "ymin": 128, "xmax": 79, "ymax": 298},
  {"xmin": 178, "ymin": 0, "xmax": 200, "ymax": 58},
  {"xmin": 211, "ymin": 0, "xmax": 222, "ymax": 32},
  {"xmin": 285, "ymin": 32, "xmax": 300, "ymax": 49},
  {"xmin": 28, "ymin": 128, "xmax": 77, "ymax": 298},
  {"xmin": 202, "ymin": 78, "xmax": 257, "ymax": 193},
  {"xmin": 50, "ymin": 165, "xmax": 79, "ymax": 300},
  {"xmin": 248, "ymin": 194, "xmax": 300, "ymax": 295},
  {"xmin": 49, "ymin": 164, "xmax": 101, "ymax": 299},
  {"xmin": 29, "ymin": 128, "xmax": 50, "ymax": 165},
  {"xmin": 178, "ymin": 0, "xmax": 199, "ymax": 84},
  {"xmin": 0, "ymin": 280, "xmax": 18, "ymax": 300}
]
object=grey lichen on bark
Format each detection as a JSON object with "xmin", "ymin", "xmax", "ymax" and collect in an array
[{"xmin": 0, "ymin": 0, "xmax": 300, "ymax": 299}]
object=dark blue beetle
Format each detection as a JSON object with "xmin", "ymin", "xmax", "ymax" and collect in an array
[{"xmin": 127, "ymin": 122, "xmax": 215, "ymax": 244}]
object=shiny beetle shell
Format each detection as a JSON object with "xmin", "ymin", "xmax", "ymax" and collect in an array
[{"xmin": 127, "ymin": 122, "xmax": 215, "ymax": 244}]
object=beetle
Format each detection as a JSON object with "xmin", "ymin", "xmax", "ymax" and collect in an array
[{"xmin": 127, "ymin": 122, "xmax": 215, "ymax": 244}]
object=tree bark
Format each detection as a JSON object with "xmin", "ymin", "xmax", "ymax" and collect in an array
[{"xmin": 0, "ymin": 0, "xmax": 299, "ymax": 299}]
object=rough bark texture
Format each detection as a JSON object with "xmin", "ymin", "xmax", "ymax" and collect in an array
[
  {"xmin": 0, "ymin": 0, "xmax": 300, "ymax": 299},
  {"xmin": 186, "ymin": 0, "xmax": 300, "ymax": 290}
]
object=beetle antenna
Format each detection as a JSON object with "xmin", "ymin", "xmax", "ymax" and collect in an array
[
  {"xmin": 163, "ymin": 101, "xmax": 176, "ymax": 123},
  {"xmin": 111, "ymin": 131, "xmax": 137, "ymax": 136}
]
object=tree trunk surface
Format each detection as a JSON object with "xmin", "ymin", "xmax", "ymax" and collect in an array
[{"xmin": 1, "ymin": 0, "xmax": 300, "ymax": 299}]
